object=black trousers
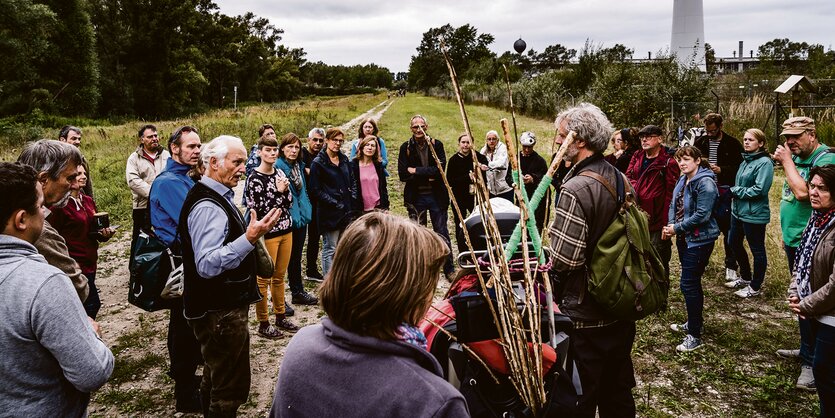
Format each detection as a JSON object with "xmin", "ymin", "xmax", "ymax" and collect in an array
[
  {"xmin": 570, "ymin": 320, "xmax": 637, "ymax": 418},
  {"xmin": 306, "ymin": 205, "xmax": 321, "ymax": 276},
  {"xmin": 287, "ymin": 226, "xmax": 306, "ymax": 295},
  {"xmin": 168, "ymin": 298, "xmax": 203, "ymax": 394}
]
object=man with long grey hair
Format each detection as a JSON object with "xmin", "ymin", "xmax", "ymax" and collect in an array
[
  {"xmin": 548, "ymin": 103, "xmax": 638, "ymax": 417},
  {"xmin": 17, "ymin": 139, "xmax": 89, "ymax": 302}
]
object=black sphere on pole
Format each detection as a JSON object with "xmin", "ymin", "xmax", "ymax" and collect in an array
[{"xmin": 514, "ymin": 38, "xmax": 527, "ymax": 54}]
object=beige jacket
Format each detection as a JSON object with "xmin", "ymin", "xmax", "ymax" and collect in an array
[
  {"xmin": 789, "ymin": 225, "xmax": 835, "ymax": 318},
  {"xmin": 126, "ymin": 147, "xmax": 170, "ymax": 209},
  {"xmin": 34, "ymin": 217, "xmax": 89, "ymax": 302}
]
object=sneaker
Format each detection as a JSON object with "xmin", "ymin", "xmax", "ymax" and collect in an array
[
  {"xmin": 734, "ymin": 285, "xmax": 761, "ymax": 298},
  {"xmin": 276, "ymin": 317, "xmax": 300, "ymax": 332},
  {"xmin": 292, "ymin": 291, "xmax": 319, "ymax": 306},
  {"xmin": 670, "ymin": 322, "xmax": 689, "ymax": 333},
  {"xmin": 676, "ymin": 335, "xmax": 703, "ymax": 352},
  {"xmin": 796, "ymin": 365, "xmax": 816, "ymax": 391},
  {"xmin": 306, "ymin": 271, "xmax": 324, "ymax": 283},
  {"xmin": 725, "ymin": 268, "xmax": 740, "ymax": 282},
  {"xmin": 284, "ymin": 301, "xmax": 295, "ymax": 317},
  {"xmin": 257, "ymin": 323, "xmax": 284, "ymax": 340},
  {"xmin": 776, "ymin": 349, "xmax": 800, "ymax": 359},
  {"xmin": 724, "ymin": 278, "xmax": 750, "ymax": 289}
]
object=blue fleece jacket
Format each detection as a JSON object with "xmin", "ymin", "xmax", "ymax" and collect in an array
[
  {"xmin": 275, "ymin": 157, "xmax": 313, "ymax": 229},
  {"xmin": 669, "ymin": 166, "xmax": 720, "ymax": 248},
  {"xmin": 150, "ymin": 159, "xmax": 195, "ymax": 246}
]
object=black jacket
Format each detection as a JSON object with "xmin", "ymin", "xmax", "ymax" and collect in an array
[
  {"xmin": 309, "ymin": 151, "xmax": 356, "ymax": 232},
  {"xmin": 350, "ymin": 159, "xmax": 389, "ymax": 211},
  {"xmin": 519, "ymin": 150, "xmax": 548, "ymax": 198},
  {"xmin": 397, "ymin": 137, "xmax": 449, "ymax": 208},
  {"xmin": 446, "ymin": 151, "xmax": 488, "ymax": 202},
  {"xmin": 694, "ymin": 132, "xmax": 743, "ymax": 187}
]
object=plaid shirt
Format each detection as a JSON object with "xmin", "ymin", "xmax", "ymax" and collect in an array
[{"xmin": 549, "ymin": 188, "xmax": 588, "ymax": 271}]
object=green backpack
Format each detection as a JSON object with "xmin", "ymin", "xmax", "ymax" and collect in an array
[{"xmin": 579, "ymin": 171, "xmax": 670, "ymax": 321}]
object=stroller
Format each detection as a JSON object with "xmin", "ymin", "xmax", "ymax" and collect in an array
[{"xmin": 420, "ymin": 199, "xmax": 581, "ymax": 418}]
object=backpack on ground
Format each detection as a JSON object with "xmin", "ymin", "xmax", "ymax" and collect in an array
[{"xmin": 579, "ymin": 171, "xmax": 670, "ymax": 321}]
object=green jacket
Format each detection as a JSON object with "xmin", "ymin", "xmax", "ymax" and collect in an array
[{"xmin": 730, "ymin": 151, "xmax": 774, "ymax": 224}]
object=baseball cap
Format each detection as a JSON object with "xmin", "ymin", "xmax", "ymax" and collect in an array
[
  {"xmin": 520, "ymin": 131, "xmax": 536, "ymax": 146},
  {"xmin": 781, "ymin": 116, "xmax": 815, "ymax": 136}
]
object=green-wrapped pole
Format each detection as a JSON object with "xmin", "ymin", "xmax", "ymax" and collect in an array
[
  {"xmin": 503, "ymin": 131, "xmax": 576, "ymax": 261},
  {"xmin": 504, "ymin": 171, "xmax": 550, "ymax": 263}
]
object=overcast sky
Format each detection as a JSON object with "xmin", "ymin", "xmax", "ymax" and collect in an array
[{"xmin": 213, "ymin": 0, "xmax": 834, "ymax": 73}]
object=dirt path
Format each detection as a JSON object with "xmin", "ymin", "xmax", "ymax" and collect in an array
[{"xmin": 89, "ymin": 100, "xmax": 396, "ymax": 417}]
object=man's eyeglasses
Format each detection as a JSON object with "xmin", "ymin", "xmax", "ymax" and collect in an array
[
  {"xmin": 411, "ymin": 125, "xmax": 427, "ymax": 130},
  {"xmin": 310, "ymin": 138, "xmax": 324, "ymax": 143},
  {"xmin": 640, "ymin": 135, "xmax": 661, "ymax": 140}
]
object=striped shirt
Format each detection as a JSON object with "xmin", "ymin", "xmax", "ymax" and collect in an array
[{"xmin": 708, "ymin": 138, "xmax": 721, "ymax": 165}]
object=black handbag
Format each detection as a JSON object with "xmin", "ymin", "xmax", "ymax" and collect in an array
[{"xmin": 128, "ymin": 231, "xmax": 177, "ymax": 311}]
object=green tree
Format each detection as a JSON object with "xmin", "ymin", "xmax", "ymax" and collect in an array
[
  {"xmin": 36, "ymin": 0, "xmax": 100, "ymax": 116},
  {"xmin": 0, "ymin": 0, "xmax": 57, "ymax": 115},
  {"xmin": 408, "ymin": 24, "xmax": 496, "ymax": 92}
]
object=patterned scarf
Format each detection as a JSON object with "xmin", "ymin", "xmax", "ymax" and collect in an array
[
  {"xmin": 287, "ymin": 161, "xmax": 303, "ymax": 191},
  {"xmin": 795, "ymin": 207, "xmax": 835, "ymax": 300},
  {"xmin": 395, "ymin": 322, "xmax": 428, "ymax": 350}
]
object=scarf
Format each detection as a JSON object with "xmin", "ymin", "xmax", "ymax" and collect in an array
[
  {"xmin": 795, "ymin": 207, "xmax": 835, "ymax": 300},
  {"xmin": 287, "ymin": 161, "xmax": 303, "ymax": 191},
  {"xmin": 395, "ymin": 322, "xmax": 427, "ymax": 350}
]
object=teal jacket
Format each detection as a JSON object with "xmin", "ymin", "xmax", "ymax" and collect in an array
[{"xmin": 730, "ymin": 151, "xmax": 773, "ymax": 224}]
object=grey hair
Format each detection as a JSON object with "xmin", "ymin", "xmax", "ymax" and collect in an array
[
  {"xmin": 201, "ymin": 135, "xmax": 246, "ymax": 167},
  {"xmin": 410, "ymin": 114, "xmax": 428, "ymax": 125},
  {"xmin": 308, "ymin": 127, "xmax": 325, "ymax": 138},
  {"xmin": 17, "ymin": 139, "xmax": 83, "ymax": 180},
  {"xmin": 486, "ymin": 130, "xmax": 499, "ymax": 138},
  {"xmin": 554, "ymin": 103, "xmax": 613, "ymax": 154}
]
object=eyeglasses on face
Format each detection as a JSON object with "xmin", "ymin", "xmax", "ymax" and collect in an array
[{"xmin": 411, "ymin": 125, "xmax": 427, "ymax": 130}]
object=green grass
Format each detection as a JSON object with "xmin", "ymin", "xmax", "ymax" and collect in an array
[{"xmin": 4, "ymin": 93, "xmax": 823, "ymax": 416}]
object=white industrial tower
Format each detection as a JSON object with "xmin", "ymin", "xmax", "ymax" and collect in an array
[{"xmin": 671, "ymin": 0, "xmax": 706, "ymax": 71}]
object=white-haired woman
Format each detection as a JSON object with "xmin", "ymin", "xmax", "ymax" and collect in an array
[{"xmin": 480, "ymin": 130, "xmax": 513, "ymax": 201}]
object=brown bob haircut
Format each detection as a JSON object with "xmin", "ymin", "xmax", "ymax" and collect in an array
[
  {"xmin": 279, "ymin": 132, "xmax": 301, "ymax": 154},
  {"xmin": 326, "ymin": 127, "xmax": 344, "ymax": 141},
  {"xmin": 319, "ymin": 212, "xmax": 449, "ymax": 340},
  {"xmin": 354, "ymin": 135, "xmax": 381, "ymax": 162},
  {"xmin": 257, "ymin": 134, "xmax": 278, "ymax": 149},
  {"xmin": 357, "ymin": 118, "xmax": 379, "ymax": 138}
]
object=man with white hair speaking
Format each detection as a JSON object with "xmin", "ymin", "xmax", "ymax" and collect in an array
[{"xmin": 178, "ymin": 135, "xmax": 281, "ymax": 416}]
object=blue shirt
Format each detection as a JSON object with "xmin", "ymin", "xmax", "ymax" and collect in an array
[
  {"xmin": 149, "ymin": 159, "xmax": 194, "ymax": 246},
  {"xmin": 187, "ymin": 176, "xmax": 255, "ymax": 279}
]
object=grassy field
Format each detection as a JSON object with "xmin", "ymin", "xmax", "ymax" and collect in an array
[{"xmin": 0, "ymin": 93, "xmax": 821, "ymax": 416}]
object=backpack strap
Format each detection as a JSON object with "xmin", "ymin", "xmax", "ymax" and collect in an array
[
  {"xmin": 796, "ymin": 147, "xmax": 834, "ymax": 168},
  {"xmin": 578, "ymin": 170, "xmax": 625, "ymax": 206}
]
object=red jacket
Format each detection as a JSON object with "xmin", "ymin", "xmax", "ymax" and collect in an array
[
  {"xmin": 47, "ymin": 193, "xmax": 100, "ymax": 273},
  {"xmin": 625, "ymin": 147, "xmax": 680, "ymax": 232}
]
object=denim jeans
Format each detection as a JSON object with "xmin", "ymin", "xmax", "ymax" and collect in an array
[
  {"xmin": 677, "ymin": 238, "xmax": 715, "ymax": 339},
  {"xmin": 729, "ymin": 217, "xmax": 768, "ymax": 290},
  {"xmin": 785, "ymin": 244, "xmax": 815, "ymax": 368},
  {"xmin": 83, "ymin": 271, "xmax": 101, "ymax": 319},
  {"xmin": 306, "ymin": 205, "xmax": 321, "ymax": 276},
  {"xmin": 406, "ymin": 193, "xmax": 454, "ymax": 274},
  {"xmin": 811, "ymin": 319, "xmax": 835, "ymax": 417},
  {"xmin": 321, "ymin": 229, "xmax": 342, "ymax": 275}
]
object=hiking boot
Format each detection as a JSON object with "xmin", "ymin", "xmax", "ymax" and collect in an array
[
  {"xmin": 776, "ymin": 349, "xmax": 800, "ymax": 359},
  {"xmin": 292, "ymin": 291, "xmax": 318, "ymax": 306},
  {"xmin": 257, "ymin": 323, "xmax": 284, "ymax": 340},
  {"xmin": 796, "ymin": 365, "xmax": 816, "ymax": 391},
  {"xmin": 676, "ymin": 335, "xmax": 703, "ymax": 352},
  {"xmin": 670, "ymin": 322, "xmax": 689, "ymax": 333},
  {"xmin": 724, "ymin": 278, "xmax": 750, "ymax": 289},
  {"xmin": 284, "ymin": 301, "xmax": 295, "ymax": 317},
  {"xmin": 734, "ymin": 285, "xmax": 761, "ymax": 298}
]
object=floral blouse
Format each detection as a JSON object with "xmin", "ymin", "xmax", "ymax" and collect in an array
[{"xmin": 245, "ymin": 169, "xmax": 293, "ymax": 237}]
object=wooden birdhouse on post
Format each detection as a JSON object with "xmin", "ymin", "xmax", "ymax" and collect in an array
[{"xmin": 774, "ymin": 75, "xmax": 817, "ymax": 117}]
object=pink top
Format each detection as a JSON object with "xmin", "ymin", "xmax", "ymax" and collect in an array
[{"xmin": 359, "ymin": 163, "xmax": 380, "ymax": 211}]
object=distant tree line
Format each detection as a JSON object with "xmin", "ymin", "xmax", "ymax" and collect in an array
[
  {"xmin": 0, "ymin": 0, "xmax": 393, "ymax": 119},
  {"xmin": 407, "ymin": 24, "xmax": 835, "ymax": 129}
]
